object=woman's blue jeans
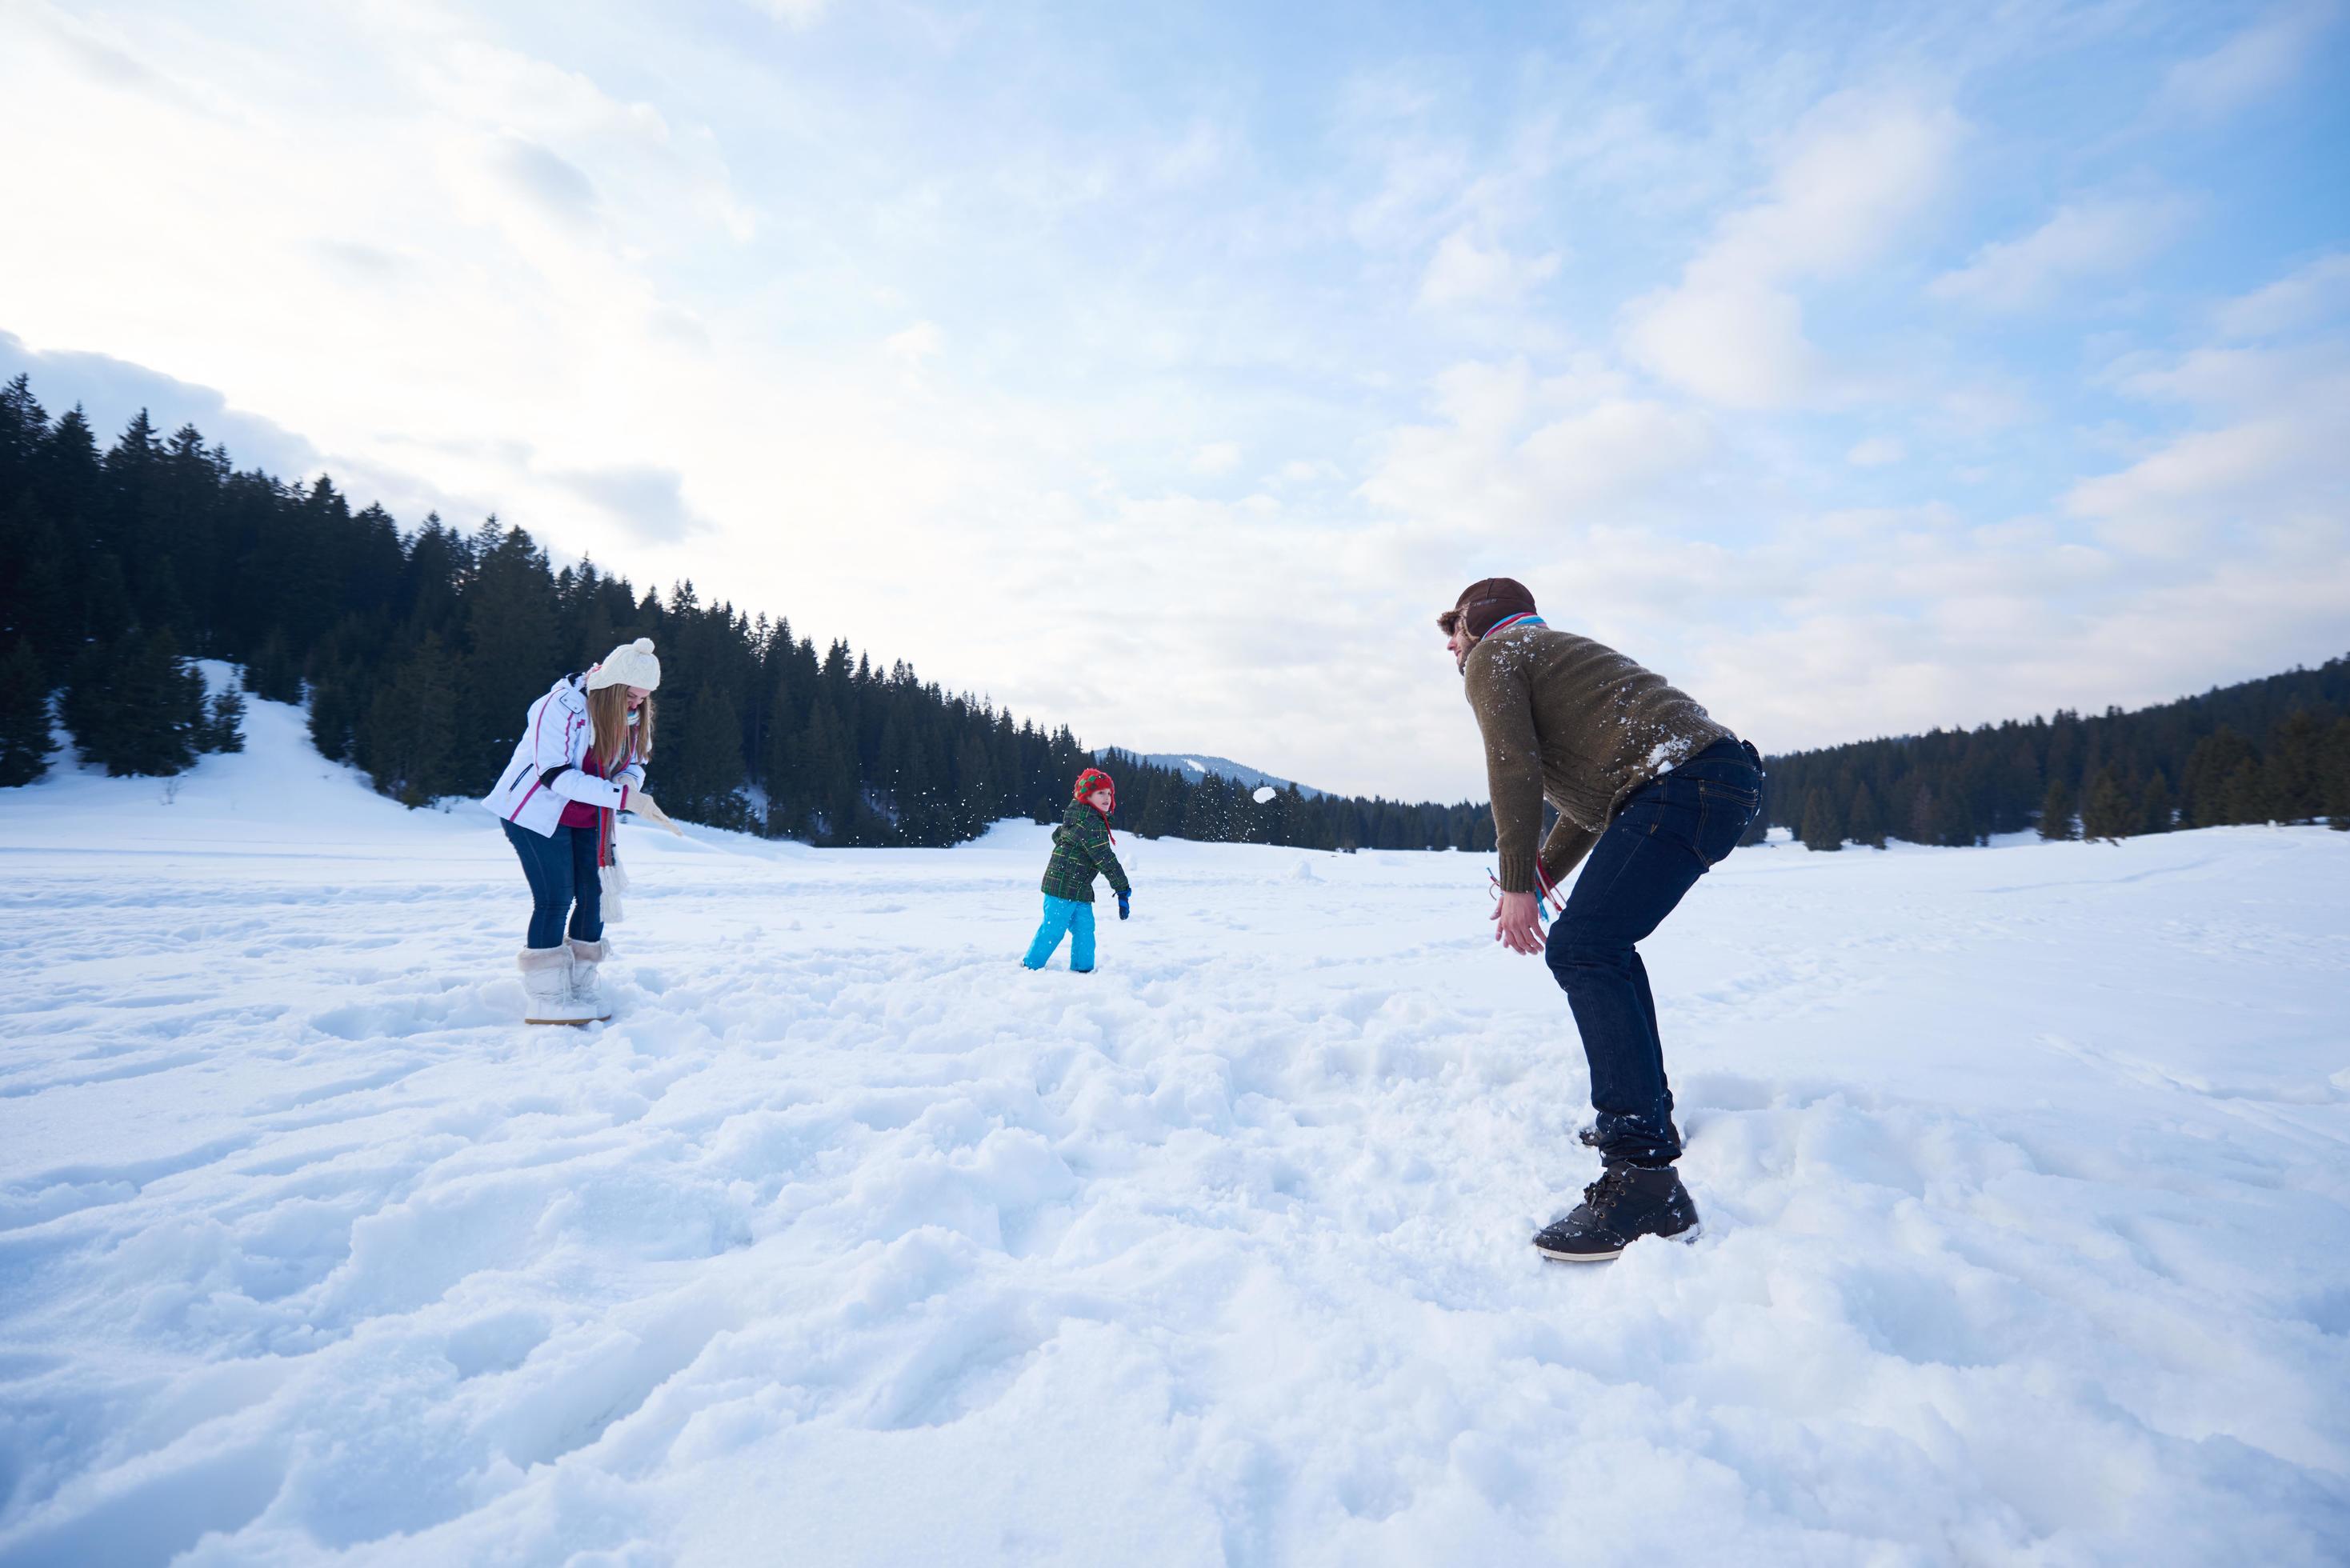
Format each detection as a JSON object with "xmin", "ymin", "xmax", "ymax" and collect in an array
[
  {"xmin": 1545, "ymin": 739, "xmax": 1761, "ymax": 1168},
  {"xmin": 1023, "ymin": 895, "xmax": 1096, "ymax": 972},
  {"xmin": 503, "ymin": 818, "xmax": 603, "ymax": 948}
]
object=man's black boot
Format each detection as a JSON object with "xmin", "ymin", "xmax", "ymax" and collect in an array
[
  {"xmin": 1533, "ymin": 1164, "xmax": 1701, "ymax": 1262},
  {"xmin": 1577, "ymin": 1119, "xmax": 1683, "ymax": 1150}
]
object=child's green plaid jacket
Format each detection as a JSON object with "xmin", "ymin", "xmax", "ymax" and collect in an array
[{"xmin": 1041, "ymin": 800, "xmax": 1131, "ymax": 903}]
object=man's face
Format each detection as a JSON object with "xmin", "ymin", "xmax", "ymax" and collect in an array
[{"xmin": 1443, "ymin": 617, "xmax": 1475, "ymax": 667}]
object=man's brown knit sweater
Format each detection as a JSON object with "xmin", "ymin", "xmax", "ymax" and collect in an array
[{"xmin": 1463, "ymin": 622, "xmax": 1731, "ymax": 892}]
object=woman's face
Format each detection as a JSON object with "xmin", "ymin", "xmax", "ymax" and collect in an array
[{"xmin": 625, "ymin": 686, "xmax": 650, "ymax": 712}]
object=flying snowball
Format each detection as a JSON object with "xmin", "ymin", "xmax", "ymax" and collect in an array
[{"xmin": 1252, "ymin": 786, "xmax": 1277, "ymax": 804}]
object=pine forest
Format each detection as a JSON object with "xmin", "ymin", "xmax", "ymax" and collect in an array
[{"xmin": 2, "ymin": 374, "xmax": 2343, "ymax": 850}]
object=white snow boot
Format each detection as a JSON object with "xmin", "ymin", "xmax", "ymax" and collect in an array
[
  {"xmin": 518, "ymin": 946, "xmax": 595, "ymax": 1026},
  {"xmin": 565, "ymin": 936, "xmax": 614, "ymax": 1022}
]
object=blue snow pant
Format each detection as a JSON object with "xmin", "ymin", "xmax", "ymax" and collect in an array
[
  {"xmin": 504, "ymin": 818, "xmax": 603, "ymax": 948},
  {"xmin": 1022, "ymin": 894, "xmax": 1096, "ymax": 972},
  {"xmin": 1545, "ymin": 738, "xmax": 1762, "ymax": 1169}
]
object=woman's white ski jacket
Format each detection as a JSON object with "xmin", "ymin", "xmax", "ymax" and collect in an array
[{"xmin": 481, "ymin": 675, "xmax": 647, "ymax": 837}]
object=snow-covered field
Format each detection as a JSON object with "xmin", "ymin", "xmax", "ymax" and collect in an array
[{"xmin": 3, "ymin": 690, "xmax": 2348, "ymax": 1566}]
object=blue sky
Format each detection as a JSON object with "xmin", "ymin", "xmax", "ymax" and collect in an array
[{"xmin": 3, "ymin": 0, "xmax": 2345, "ymax": 798}]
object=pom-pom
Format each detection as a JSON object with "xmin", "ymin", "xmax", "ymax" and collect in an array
[{"xmin": 632, "ymin": 637, "xmax": 654, "ymax": 653}]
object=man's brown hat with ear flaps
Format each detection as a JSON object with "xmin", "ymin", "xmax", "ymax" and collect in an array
[{"xmin": 1437, "ymin": 578, "xmax": 1538, "ymax": 639}]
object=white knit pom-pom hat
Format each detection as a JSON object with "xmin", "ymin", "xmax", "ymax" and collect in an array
[{"xmin": 587, "ymin": 637, "xmax": 661, "ymax": 691}]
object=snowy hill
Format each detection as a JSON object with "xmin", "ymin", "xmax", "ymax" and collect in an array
[
  {"xmin": 2, "ymin": 687, "xmax": 2348, "ymax": 1563},
  {"xmin": 1100, "ymin": 749, "xmax": 1325, "ymax": 798}
]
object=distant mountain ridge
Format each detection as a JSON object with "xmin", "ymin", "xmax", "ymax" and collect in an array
[{"xmin": 1098, "ymin": 750, "xmax": 1324, "ymax": 800}]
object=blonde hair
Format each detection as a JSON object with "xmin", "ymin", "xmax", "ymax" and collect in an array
[{"xmin": 586, "ymin": 683, "xmax": 654, "ymax": 770}]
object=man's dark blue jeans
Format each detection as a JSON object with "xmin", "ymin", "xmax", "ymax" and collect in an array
[
  {"xmin": 1545, "ymin": 738, "xmax": 1762, "ymax": 1168},
  {"xmin": 502, "ymin": 818, "xmax": 603, "ymax": 949}
]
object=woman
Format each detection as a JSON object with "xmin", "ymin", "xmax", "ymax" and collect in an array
[{"xmin": 481, "ymin": 637, "xmax": 667, "ymax": 1023}]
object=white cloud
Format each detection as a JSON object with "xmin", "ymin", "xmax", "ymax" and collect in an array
[
  {"xmin": 1359, "ymin": 358, "xmax": 1712, "ymax": 535},
  {"xmin": 884, "ymin": 321, "xmax": 944, "ymax": 362},
  {"xmin": 496, "ymin": 136, "xmax": 602, "ymax": 227},
  {"xmin": 2, "ymin": 2, "xmax": 2342, "ymax": 800},
  {"xmin": 2160, "ymin": 2, "xmax": 2341, "ymax": 119},
  {"xmin": 549, "ymin": 462, "xmax": 715, "ymax": 543},
  {"xmin": 747, "ymin": 0, "xmax": 833, "ymax": 28},
  {"xmin": 1151, "ymin": 118, "xmax": 1237, "ymax": 187},
  {"xmin": 2215, "ymin": 252, "xmax": 2350, "ymax": 338},
  {"xmin": 1931, "ymin": 195, "xmax": 2192, "ymax": 311},
  {"xmin": 1847, "ymin": 436, "xmax": 1905, "ymax": 466},
  {"xmin": 2068, "ymin": 328, "xmax": 2350, "ymax": 557},
  {"xmin": 1622, "ymin": 91, "xmax": 1960, "ymax": 408},
  {"xmin": 1623, "ymin": 282, "xmax": 1817, "ymax": 409},
  {"xmin": 2066, "ymin": 418, "xmax": 2312, "ymax": 554},
  {"xmin": 1932, "ymin": 382, "xmax": 2031, "ymax": 435},
  {"xmin": 1272, "ymin": 458, "xmax": 1340, "ymax": 486},
  {"xmin": 1191, "ymin": 441, "xmax": 1241, "ymax": 475},
  {"xmin": 1416, "ymin": 229, "xmax": 1559, "ymax": 310}
]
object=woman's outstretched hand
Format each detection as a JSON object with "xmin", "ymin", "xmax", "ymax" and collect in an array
[
  {"xmin": 627, "ymin": 792, "xmax": 686, "ymax": 836},
  {"xmin": 1491, "ymin": 889, "xmax": 1544, "ymax": 955}
]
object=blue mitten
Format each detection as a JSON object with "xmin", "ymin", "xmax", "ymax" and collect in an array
[{"xmin": 1117, "ymin": 890, "xmax": 1131, "ymax": 921}]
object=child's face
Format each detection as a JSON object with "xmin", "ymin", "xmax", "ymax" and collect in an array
[{"xmin": 1087, "ymin": 787, "xmax": 1115, "ymax": 812}]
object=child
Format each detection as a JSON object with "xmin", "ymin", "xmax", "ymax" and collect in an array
[{"xmin": 1023, "ymin": 767, "xmax": 1132, "ymax": 973}]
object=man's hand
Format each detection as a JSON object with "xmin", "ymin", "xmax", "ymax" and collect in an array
[{"xmin": 1491, "ymin": 889, "xmax": 1544, "ymax": 955}]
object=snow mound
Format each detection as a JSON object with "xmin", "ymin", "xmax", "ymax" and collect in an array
[{"xmin": 1, "ymin": 694, "xmax": 2347, "ymax": 1562}]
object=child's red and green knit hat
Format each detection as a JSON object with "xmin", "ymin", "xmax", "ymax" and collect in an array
[{"xmin": 1073, "ymin": 768, "xmax": 1116, "ymax": 807}]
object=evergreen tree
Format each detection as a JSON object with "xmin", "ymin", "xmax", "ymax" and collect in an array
[
  {"xmin": 201, "ymin": 677, "xmax": 247, "ymax": 754},
  {"xmin": 2079, "ymin": 766, "xmax": 2135, "ymax": 843},
  {"xmin": 37, "ymin": 405, "xmax": 102, "ymax": 532},
  {"xmin": 1905, "ymin": 782, "xmax": 1936, "ymax": 846},
  {"xmin": 2220, "ymin": 758, "xmax": 2272, "ymax": 825},
  {"xmin": 954, "ymin": 730, "xmax": 995, "ymax": 837},
  {"xmin": 2038, "ymin": 778, "xmax": 2076, "ymax": 840},
  {"xmin": 454, "ymin": 522, "xmax": 561, "ymax": 792},
  {"xmin": 669, "ymin": 684, "xmax": 748, "ymax": 830},
  {"xmin": 1800, "ymin": 786, "xmax": 1844, "ymax": 850},
  {"xmin": 758, "ymin": 670, "xmax": 800, "ymax": 837},
  {"xmin": 1755, "ymin": 662, "xmax": 2349, "ymax": 846},
  {"xmin": 2324, "ymin": 718, "xmax": 2350, "ymax": 830},
  {"xmin": 246, "ymin": 629, "xmax": 302, "ymax": 703},
  {"xmin": 307, "ymin": 662, "xmax": 365, "ymax": 764},
  {"xmin": 1930, "ymin": 775, "xmax": 1982, "ymax": 846},
  {"xmin": 62, "ymin": 628, "xmax": 205, "ymax": 775},
  {"xmin": 1139, "ymin": 778, "xmax": 1181, "ymax": 838},
  {"xmin": 2, "ymin": 514, "xmax": 77, "ymax": 686},
  {"xmin": 83, "ymin": 552, "xmax": 134, "ymax": 643},
  {"xmin": 0, "ymin": 639, "xmax": 54, "ymax": 786},
  {"xmin": 3, "ymin": 364, "xmax": 2331, "ymax": 855},
  {"xmin": 2184, "ymin": 728, "xmax": 2257, "ymax": 826},
  {"xmin": 2137, "ymin": 769, "xmax": 2174, "ymax": 835},
  {"xmin": 2263, "ymin": 710, "xmax": 2326, "ymax": 822},
  {"xmin": 359, "ymin": 634, "xmax": 458, "ymax": 805},
  {"xmin": 1847, "ymin": 781, "xmax": 1886, "ymax": 849},
  {"xmin": 0, "ymin": 376, "xmax": 45, "ymax": 498},
  {"xmin": 784, "ymin": 698, "xmax": 851, "ymax": 839}
]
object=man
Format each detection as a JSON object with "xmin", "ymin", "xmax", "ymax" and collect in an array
[{"xmin": 1442, "ymin": 577, "xmax": 1763, "ymax": 1261}]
